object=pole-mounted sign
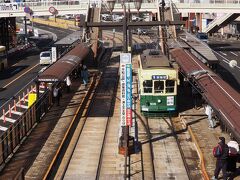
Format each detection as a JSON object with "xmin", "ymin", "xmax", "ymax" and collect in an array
[
  {"xmin": 120, "ymin": 53, "xmax": 132, "ymax": 127},
  {"xmin": 49, "ymin": 6, "xmax": 57, "ymax": 15}
]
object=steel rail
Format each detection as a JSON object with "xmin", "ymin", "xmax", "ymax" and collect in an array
[
  {"xmin": 42, "ymin": 75, "xmax": 97, "ymax": 179},
  {"xmin": 58, "ymin": 75, "xmax": 99, "ymax": 179},
  {"xmin": 49, "ymin": 49, "xmax": 114, "ymax": 179},
  {"xmin": 163, "ymin": 115, "xmax": 192, "ymax": 180},
  {"xmin": 132, "ymin": 111, "xmax": 155, "ymax": 179},
  {"xmin": 145, "ymin": 117, "xmax": 156, "ymax": 180},
  {"xmin": 95, "ymin": 70, "xmax": 119, "ymax": 180}
]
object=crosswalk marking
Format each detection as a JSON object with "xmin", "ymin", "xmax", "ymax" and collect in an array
[
  {"xmin": 220, "ymin": 51, "xmax": 227, "ymax": 56},
  {"xmin": 230, "ymin": 51, "xmax": 238, "ymax": 56}
]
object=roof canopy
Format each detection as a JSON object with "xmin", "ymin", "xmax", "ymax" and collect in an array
[{"xmin": 38, "ymin": 43, "xmax": 89, "ymax": 82}]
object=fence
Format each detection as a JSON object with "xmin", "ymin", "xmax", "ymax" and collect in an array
[{"xmin": 0, "ymin": 89, "xmax": 51, "ymax": 169}]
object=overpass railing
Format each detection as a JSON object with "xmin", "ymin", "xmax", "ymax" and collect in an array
[
  {"xmin": 0, "ymin": 1, "xmax": 89, "ymax": 17},
  {"xmin": 173, "ymin": 0, "xmax": 240, "ymax": 13}
]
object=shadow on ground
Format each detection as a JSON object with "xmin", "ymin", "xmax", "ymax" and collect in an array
[{"xmin": 0, "ymin": 65, "xmax": 28, "ymax": 80}]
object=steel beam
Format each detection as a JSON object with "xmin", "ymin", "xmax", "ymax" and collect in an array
[{"xmin": 83, "ymin": 20, "xmax": 185, "ymax": 28}]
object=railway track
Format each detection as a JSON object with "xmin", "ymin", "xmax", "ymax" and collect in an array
[
  {"xmin": 44, "ymin": 51, "xmax": 120, "ymax": 179},
  {"xmin": 140, "ymin": 116, "xmax": 191, "ymax": 180}
]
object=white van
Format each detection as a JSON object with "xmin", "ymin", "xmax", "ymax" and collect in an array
[{"xmin": 40, "ymin": 51, "xmax": 52, "ymax": 65}]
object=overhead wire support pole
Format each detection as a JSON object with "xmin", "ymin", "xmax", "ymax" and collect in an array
[{"xmin": 122, "ymin": 2, "xmax": 128, "ymax": 53}]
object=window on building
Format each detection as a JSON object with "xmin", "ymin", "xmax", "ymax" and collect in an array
[
  {"xmin": 143, "ymin": 80, "xmax": 152, "ymax": 93},
  {"xmin": 154, "ymin": 80, "xmax": 164, "ymax": 93},
  {"xmin": 166, "ymin": 80, "xmax": 175, "ymax": 93}
]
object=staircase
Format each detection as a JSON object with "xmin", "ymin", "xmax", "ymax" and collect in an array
[{"xmin": 203, "ymin": 13, "xmax": 240, "ymax": 33}]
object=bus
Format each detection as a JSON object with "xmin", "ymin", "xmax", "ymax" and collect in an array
[{"xmin": 0, "ymin": 46, "xmax": 7, "ymax": 71}]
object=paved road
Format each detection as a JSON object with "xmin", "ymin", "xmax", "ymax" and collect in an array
[
  {"xmin": 208, "ymin": 38, "xmax": 240, "ymax": 92},
  {"xmin": 0, "ymin": 23, "xmax": 74, "ymax": 107}
]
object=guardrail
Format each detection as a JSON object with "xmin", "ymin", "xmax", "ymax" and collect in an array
[{"xmin": 0, "ymin": 89, "xmax": 52, "ymax": 171}]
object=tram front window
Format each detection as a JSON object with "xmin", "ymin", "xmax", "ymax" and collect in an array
[
  {"xmin": 154, "ymin": 81, "xmax": 164, "ymax": 93},
  {"xmin": 166, "ymin": 80, "xmax": 175, "ymax": 93},
  {"xmin": 143, "ymin": 80, "xmax": 152, "ymax": 93}
]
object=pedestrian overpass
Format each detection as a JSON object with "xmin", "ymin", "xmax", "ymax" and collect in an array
[
  {"xmin": 0, "ymin": 0, "xmax": 240, "ymax": 34},
  {"xmin": 0, "ymin": 0, "xmax": 159, "ymax": 18},
  {"xmin": 174, "ymin": 0, "xmax": 240, "ymax": 13},
  {"xmin": 1, "ymin": 0, "xmax": 240, "ymax": 18}
]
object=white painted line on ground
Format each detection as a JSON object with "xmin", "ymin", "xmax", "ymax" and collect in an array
[
  {"xmin": 3, "ymin": 63, "xmax": 39, "ymax": 89},
  {"xmin": 16, "ymin": 104, "xmax": 28, "ymax": 109},
  {"xmin": 230, "ymin": 51, "xmax": 238, "ymax": 56},
  {"xmin": 0, "ymin": 126, "xmax": 8, "ymax": 131},
  {"xmin": 220, "ymin": 51, "xmax": 227, "ymax": 56},
  {"xmin": 0, "ymin": 117, "xmax": 16, "ymax": 123},
  {"xmin": 11, "ymin": 111, "xmax": 23, "ymax": 115}
]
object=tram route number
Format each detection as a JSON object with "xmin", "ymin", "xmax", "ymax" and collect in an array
[{"xmin": 0, "ymin": 3, "xmax": 18, "ymax": 11}]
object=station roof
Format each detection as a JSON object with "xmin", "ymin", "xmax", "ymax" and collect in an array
[
  {"xmin": 37, "ymin": 43, "xmax": 89, "ymax": 82},
  {"xmin": 54, "ymin": 31, "xmax": 82, "ymax": 46},
  {"xmin": 179, "ymin": 32, "xmax": 219, "ymax": 64},
  {"xmin": 170, "ymin": 48, "xmax": 240, "ymax": 140}
]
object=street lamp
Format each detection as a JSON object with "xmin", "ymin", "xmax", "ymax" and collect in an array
[
  {"xmin": 159, "ymin": 0, "xmax": 167, "ymax": 55},
  {"xmin": 118, "ymin": 0, "xmax": 128, "ymax": 52},
  {"xmin": 106, "ymin": 0, "xmax": 116, "ymax": 20},
  {"xmin": 134, "ymin": 0, "xmax": 142, "ymax": 15}
]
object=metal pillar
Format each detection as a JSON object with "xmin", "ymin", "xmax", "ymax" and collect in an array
[
  {"xmin": 24, "ymin": 17, "xmax": 28, "ymax": 45},
  {"xmin": 123, "ymin": 4, "xmax": 128, "ymax": 53}
]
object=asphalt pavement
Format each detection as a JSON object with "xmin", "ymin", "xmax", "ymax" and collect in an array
[{"xmin": 0, "ymin": 24, "xmax": 69, "ymax": 107}]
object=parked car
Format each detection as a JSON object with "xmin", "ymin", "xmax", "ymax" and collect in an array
[
  {"xmin": 64, "ymin": 14, "xmax": 73, "ymax": 20},
  {"xmin": 196, "ymin": 32, "xmax": 209, "ymax": 43},
  {"xmin": 40, "ymin": 51, "xmax": 52, "ymax": 65},
  {"xmin": 132, "ymin": 28, "xmax": 149, "ymax": 35},
  {"xmin": 101, "ymin": 14, "xmax": 112, "ymax": 21},
  {"xmin": 132, "ymin": 16, "xmax": 144, "ymax": 22}
]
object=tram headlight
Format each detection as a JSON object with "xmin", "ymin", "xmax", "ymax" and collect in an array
[{"xmin": 157, "ymin": 99, "xmax": 161, "ymax": 103}]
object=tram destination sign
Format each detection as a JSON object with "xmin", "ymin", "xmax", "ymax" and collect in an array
[
  {"xmin": 152, "ymin": 75, "xmax": 167, "ymax": 80},
  {"xmin": 120, "ymin": 53, "xmax": 132, "ymax": 127}
]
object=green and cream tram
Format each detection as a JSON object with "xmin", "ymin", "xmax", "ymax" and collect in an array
[{"xmin": 138, "ymin": 50, "xmax": 178, "ymax": 115}]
